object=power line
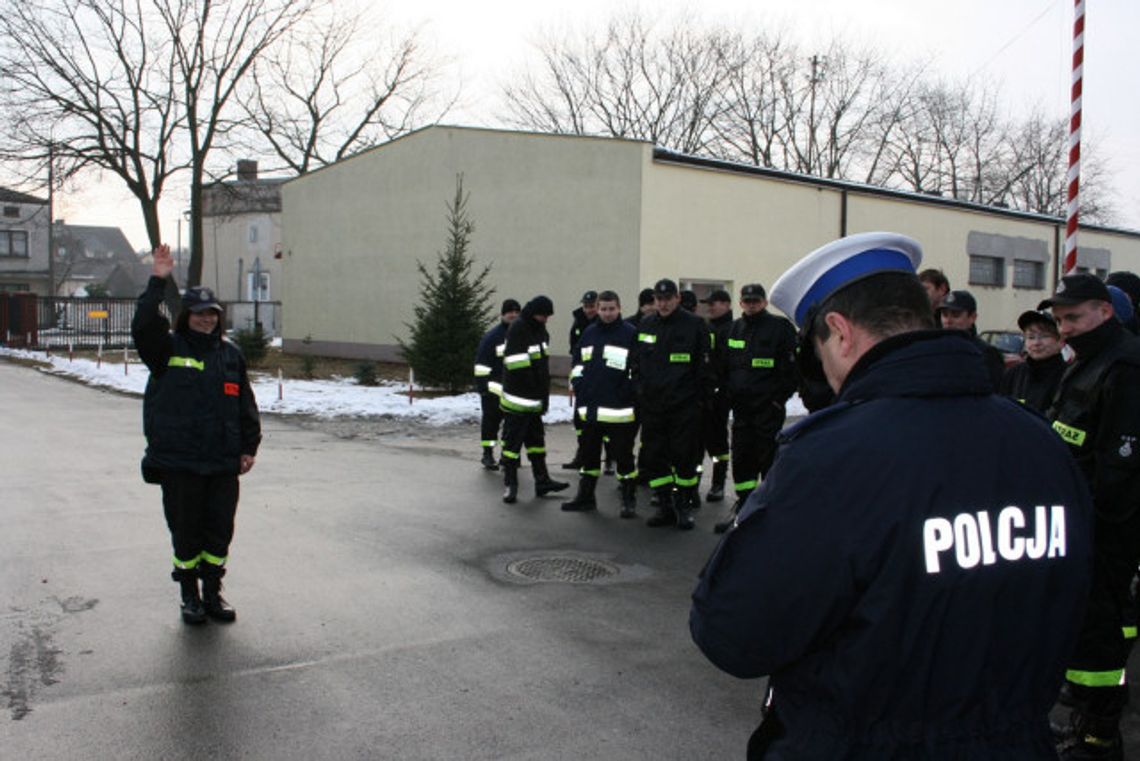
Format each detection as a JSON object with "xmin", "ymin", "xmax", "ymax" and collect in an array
[{"xmin": 968, "ymin": 0, "xmax": 1058, "ymax": 81}]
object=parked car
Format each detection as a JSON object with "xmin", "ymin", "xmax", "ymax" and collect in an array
[{"xmin": 978, "ymin": 330, "xmax": 1025, "ymax": 367}]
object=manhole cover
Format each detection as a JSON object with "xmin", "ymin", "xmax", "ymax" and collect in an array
[{"xmin": 506, "ymin": 555, "xmax": 621, "ymax": 584}]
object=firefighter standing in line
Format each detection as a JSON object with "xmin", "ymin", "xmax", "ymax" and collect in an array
[
  {"xmin": 691, "ymin": 232, "xmax": 1092, "ymax": 759},
  {"xmin": 713, "ymin": 283, "xmax": 798, "ymax": 534},
  {"xmin": 563, "ymin": 291, "xmax": 599, "ymax": 470},
  {"xmin": 132, "ymin": 244, "xmax": 262, "ymax": 625},
  {"xmin": 473, "ymin": 299, "xmax": 521, "ymax": 470},
  {"xmin": 499, "ymin": 295, "xmax": 569, "ymax": 503},
  {"xmin": 701, "ymin": 289, "xmax": 733, "ymax": 503},
  {"xmin": 631, "ymin": 278, "xmax": 715, "ymax": 530},
  {"xmin": 562, "ymin": 290, "xmax": 639, "ymax": 517},
  {"xmin": 1041, "ymin": 274, "xmax": 1140, "ymax": 759}
]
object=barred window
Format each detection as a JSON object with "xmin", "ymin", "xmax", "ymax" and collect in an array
[
  {"xmin": 968, "ymin": 255, "xmax": 1004, "ymax": 287},
  {"xmin": 1012, "ymin": 259, "xmax": 1045, "ymax": 289},
  {"xmin": 0, "ymin": 230, "xmax": 29, "ymax": 258}
]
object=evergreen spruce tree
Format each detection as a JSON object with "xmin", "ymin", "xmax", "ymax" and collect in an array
[{"xmin": 399, "ymin": 176, "xmax": 495, "ymax": 393}]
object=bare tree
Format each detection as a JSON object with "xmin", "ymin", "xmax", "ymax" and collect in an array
[
  {"xmin": 0, "ymin": 0, "xmax": 181, "ymax": 249},
  {"xmin": 238, "ymin": 9, "xmax": 449, "ymax": 175}
]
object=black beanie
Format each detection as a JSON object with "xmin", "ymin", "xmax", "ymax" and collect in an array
[
  {"xmin": 524, "ymin": 295, "xmax": 554, "ymax": 317},
  {"xmin": 501, "ymin": 298, "xmax": 521, "ymax": 315}
]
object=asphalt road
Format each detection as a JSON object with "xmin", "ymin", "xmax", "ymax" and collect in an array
[{"xmin": 2, "ymin": 360, "xmax": 1138, "ymax": 760}]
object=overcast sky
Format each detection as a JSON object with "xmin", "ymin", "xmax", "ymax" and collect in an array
[{"xmin": 57, "ymin": 0, "xmax": 1140, "ymax": 250}]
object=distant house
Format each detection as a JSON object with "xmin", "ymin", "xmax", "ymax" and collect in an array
[
  {"xmin": 0, "ymin": 187, "xmax": 51, "ymax": 295},
  {"xmin": 202, "ymin": 160, "xmax": 286, "ymax": 333},
  {"xmin": 53, "ymin": 223, "xmax": 150, "ymax": 298}
]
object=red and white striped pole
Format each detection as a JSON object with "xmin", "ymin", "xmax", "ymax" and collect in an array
[{"xmin": 1063, "ymin": 0, "xmax": 1085, "ymax": 276}]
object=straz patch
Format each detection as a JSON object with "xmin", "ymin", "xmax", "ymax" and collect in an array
[{"xmin": 223, "ymin": 382, "xmax": 240, "ymax": 397}]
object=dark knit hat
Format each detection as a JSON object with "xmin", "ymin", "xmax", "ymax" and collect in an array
[
  {"xmin": 524, "ymin": 295, "xmax": 554, "ymax": 317},
  {"xmin": 501, "ymin": 298, "xmax": 521, "ymax": 315}
]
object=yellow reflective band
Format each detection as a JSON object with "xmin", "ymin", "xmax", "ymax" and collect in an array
[
  {"xmin": 500, "ymin": 392, "xmax": 543, "ymax": 413},
  {"xmin": 581, "ymin": 347, "xmax": 594, "ymax": 362},
  {"xmin": 570, "ymin": 366, "xmax": 583, "ymax": 380},
  {"xmin": 1125, "ymin": 626, "xmax": 1138, "ymax": 640},
  {"xmin": 751, "ymin": 358, "xmax": 775, "ymax": 368},
  {"xmin": 200, "ymin": 551, "xmax": 227, "ymax": 567},
  {"xmin": 480, "ymin": 440, "xmax": 497, "ymax": 447},
  {"xmin": 168, "ymin": 356, "xmax": 205, "ymax": 371},
  {"xmin": 735, "ymin": 480, "xmax": 758, "ymax": 492},
  {"xmin": 495, "ymin": 344, "xmax": 505, "ymax": 357},
  {"xmin": 728, "ymin": 339, "xmax": 746, "ymax": 349},
  {"xmin": 596, "ymin": 406, "xmax": 636, "ymax": 423},
  {"xmin": 1066, "ymin": 668, "xmax": 1126, "ymax": 687},
  {"xmin": 487, "ymin": 381, "xmax": 503, "ymax": 397},
  {"xmin": 526, "ymin": 446, "xmax": 546, "ymax": 455},
  {"xmin": 669, "ymin": 353, "xmax": 691, "ymax": 363},
  {"xmin": 638, "ymin": 333, "xmax": 657, "ymax": 344},
  {"xmin": 474, "ymin": 364, "xmax": 492, "ymax": 377},
  {"xmin": 581, "ymin": 468, "xmax": 602, "ymax": 477},
  {"xmin": 617, "ymin": 470, "xmax": 639, "ymax": 481},
  {"xmin": 674, "ymin": 475, "xmax": 700, "ymax": 488},
  {"xmin": 649, "ymin": 475, "xmax": 675, "ymax": 489},
  {"xmin": 505, "ymin": 353, "xmax": 531, "ymax": 370},
  {"xmin": 1052, "ymin": 421, "xmax": 1087, "ymax": 447},
  {"xmin": 502, "ymin": 449, "xmax": 521, "ymax": 460},
  {"xmin": 172, "ymin": 554, "xmax": 201, "ymax": 570}
]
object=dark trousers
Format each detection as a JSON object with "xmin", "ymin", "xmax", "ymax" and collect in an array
[
  {"xmin": 703, "ymin": 393, "xmax": 730, "ymax": 461},
  {"xmin": 161, "ymin": 471, "xmax": 239, "ymax": 578},
  {"xmin": 1067, "ymin": 509, "xmax": 1140, "ymax": 714},
  {"xmin": 579, "ymin": 421, "xmax": 637, "ymax": 479},
  {"xmin": 479, "ymin": 391, "xmax": 504, "ymax": 448},
  {"xmin": 501, "ymin": 412, "xmax": 546, "ymax": 463},
  {"xmin": 731, "ymin": 403, "xmax": 786, "ymax": 496},
  {"xmin": 640, "ymin": 404, "xmax": 703, "ymax": 490}
]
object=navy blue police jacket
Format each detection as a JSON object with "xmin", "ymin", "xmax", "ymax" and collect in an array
[
  {"xmin": 690, "ymin": 330, "xmax": 1093, "ymax": 759},
  {"xmin": 473, "ymin": 321, "xmax": 508, "ymax": 396},
  {"xmin": 132, "ymin": 276, "xmax": 261, "ymax": 476},
  {"xmin": 569, "ymin": 317, "xmax": 637, "ymax": 424}
]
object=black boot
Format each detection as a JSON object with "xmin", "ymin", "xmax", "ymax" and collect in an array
[
  {"xmin": 561, "ymin": 448, "xmax": 583, "ymax": 470},
  {"xmin": 532, "ymin": 456, "xmax": 569, "ymax": 496},
  {"xmin": 714, "ymin": 495, "xmax": 746, "ymax": 534},
  {"xmin": 619, "ymin": 479, "xmax": 637, "ymax": 519},
  {"xmin": 502, "ymin": 462, "xmax": 519, "ymax": 503},
  {"xmin": 706, "ymin": 461, "xmax": 728, "ymax": 502},
  {"xmin": 562, "ymin": 475, "xmax": 598, "ymax": 511},
  {"xmin": 480, "ymin": 447, "xmax": 499, "ymax": 471},
  {"xmin": 201, "ymin": 573, "xmax": 236, "ymax": 623},
  {"xmin": 1057, "ymin": 705, "xmax": 1124, "ymax": 760},
  {"xmin": 177, "ymin": 576, "xmax": 206, "ymax": 625},
  {"xmin": 646, "ymin": 488, "xmax": 677, "ymax": 527},
  {"xmin": 675, "ymin": 487, "xmax": 697, "ymax": 531}
]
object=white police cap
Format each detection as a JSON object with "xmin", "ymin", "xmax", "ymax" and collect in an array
[{"xmin": 769, "ymin": 232, "xmax": 923, "ymax": 327}]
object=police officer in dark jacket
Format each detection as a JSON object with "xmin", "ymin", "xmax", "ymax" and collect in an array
[
  {"xmin": 937, "ymin": 289, "xmax": 1005, "ymax": 390},
  {"xmin": 132, "ymin": 245, "xmax": 262, "ymax": 625},
  {"xmin": 691, "ymin": 233, "xmax": 1092, "ymax": 760},
  {"xmin": 1041, "ymin": 274, "xmax": 1140, "ymax": 759},
  {"xmin": 1000, "ymin": 310, "xmax": 1066, "ymax": 413},
  {"xmin": 563, "ymin": 291, "xmax": 599, "ymax": 470},
  {"xmin": 473, "ymin": 299, "xmax": 520, "ymax": 469},
  {"xmin": 631, "ymin": 278, "xmax": 715, "ymax": 530},
  {"xmin": 499, "ymin": 295, "xmax": 568, "ymax": 503},
  {"xmin": 702, "ymin": 289, "xmax": 734, "ymax": 503},
  {"xmin": 563, "ymin": 291, "xmax": 639, "ymax": 517},
  {"xmin": 713, "ymin": 283, "xmax": 798, "ymax": 533}
]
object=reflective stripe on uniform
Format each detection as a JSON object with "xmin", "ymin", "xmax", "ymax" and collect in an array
[
  {"xmin": 649, "ymin": 475, "xmax": 675, "ymax": 489},
  {"xmin": 1125, "ymin": 626, "xmax": 1138, "ymax": 640},
  {"xmin": 580, "ymin": 468, "xmax": 602, "ymax": 477},
  {"xmin": 172, "ymin": 554, "xmax": 201, "ymax": 570},
  {"xmin": 474, "ymin": 364, "xmax": 492, "ymax": 377},
  {"xmin": 728, "ymin": 339, "xmax": 746, "ymax": 349},
  {"xmin": 487, "ymin": 381, "xmax": 503, "ymax": 397},
  {"xmin": 751, "ymin": 358, "xmax": 775, "ymax": 368},
  {"xmin": 581, "ymin": 347, "xmax": 594, "ymax": 362},
  {"xmin": 596, "ymin": 406, "xmax": 635, "ymax": 423},
  {"xmin": 617, "ymin": 470, "xmax": 639, "ymax": 481},
  {"xmin": 735, "ymin": 480, "xmax": 758, "ymax": 492},
  {"xmin": 481, "ymin": 440, "xmax": 497, "ymax": 447},
  {"xmin": 526, "ymin": 446, "xmax": 546, "ymax": 455},
  {"xmin": 638, "ymin": 333, "xmax": 657, "ymax": 344},
  {"xmin": 1066, "ymin": 668, "xmax": 1126, "ymax": 687},
  {"xmin": 528, "ymin": 343, "xmax": 545, "ymax": 359},
  {"xmin": 505, "ymin": 353, "xmax": 532, "ymax": 370},
  {"xmin": 1052, "ymin": 421, "xmax": 1087, "ymax": 447},
  {"xmin": 674, "ymin": 475, "xmax": 700, "ymax": 488},
  {"xmin": 501, "ymin": 392, "xmax": 543, "ymax": 413},
  {"xmin": 200, "ymin": 551, "xmax": 226, "ymax": 567},
  {"xmin": 570, "ymin": 365, "xmax": 584, "ymax": 380},
  {"xmin": 501, "ymin": 449, "xmax": 521, "ymax": 460},
  {"xmin": 168, "ymin": 356, "xmax": 205, "ymax": 371},
  {"xmin": 669, "ymin": 353, "xmax": 691, "ymax": 363},
  {"xmin": 495, "ymin": 344, "xmax": 505, "ymax": 356},
  {"xmin": 577, "ymin": 406, "xmax": 589, "ymax": 419}
]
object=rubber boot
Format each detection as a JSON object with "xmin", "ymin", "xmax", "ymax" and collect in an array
[
  {"xmin": 706, "ymin": 461, "xmax": 728, "ymax": 502},
  {"xmin": 480, "ymin": 447, "xmax": 499, "ymax": 471},
  {"xmin": 714, "ymin": 494, "xmax": 746, "ymax": 534},
  {"xmin": 1057, "ymin": 703, "xmax": 1125, "ymax": 760},
  {"xmin": 646, "ymin": 488, "xmax": 677, "ymax": 527},
  {"xmin": 562, "ymin": 475, "xmax": 598, "ymax": 512},
  {"xmin": 675, "ymin": 487, "xmax": 697, "ymax": 531},
  {"xmin": 619, "ymin": 479, "xmax": 637, "ymax": 519},
  {"xmin": 177, "ymin": 576, "xmax": 206, "ymax": 625},
  {"xmin": 200, "ymin": 573, "xmax": 236, "ymax": 622},
  {"xmin": 502, "ymin": 461, "xmax": 519, "ymax": 503},
  {"xmin": 532, "ymin": 456, "xmax": 570, "ymax": 496},
  {"xmin": 561, "ymin": 448, "xmax": 583, "ymax": 470}
]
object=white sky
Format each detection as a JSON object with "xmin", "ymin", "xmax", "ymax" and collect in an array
[{"xmin": 57, "ymin": 0, "xmax": 1140, "ymax": 250}]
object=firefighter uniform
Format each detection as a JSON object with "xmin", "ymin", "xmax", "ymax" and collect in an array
[
  {"xmin": 1041, "ymin": 275, "xmax": 1140, "ymax": 757},
  {"xmin": 499, "ymin": 296, "xmax": 568, "ymax": 503},
  {"xmin": 702, "ymin": 291, "xmax": 733, "ymax": 502},
  {"xmin": 632, "ymin": 279, "xmax": 715, "ymax": 530},
  {"xmin": 564, "ymin": 291, "xmax": 599, "ymax": 470},
  {"xmin": 563, "ymin": 312, "xmax": 639, "ymax": 516},
  {"xmin": 691, "ymin": 233, "xmax": 1093, "ymax": 759},
  {"xmin": 473, "ymin": 299, "xmax": 520, "ymax": 469}
]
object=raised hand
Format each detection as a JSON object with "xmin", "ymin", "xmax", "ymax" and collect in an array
[{"xmin": 152, "ymin": 244, "xmax": 173, "ymax": 278}]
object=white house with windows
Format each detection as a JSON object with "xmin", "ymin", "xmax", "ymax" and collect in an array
[{"xmin": 0, "ymin": 187, "xmax": 51, "ymax": 295}]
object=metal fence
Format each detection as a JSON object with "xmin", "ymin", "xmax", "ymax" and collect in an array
[{"xmin": 0, "ymin": 294, "xmax": 282, "ymax": 350}]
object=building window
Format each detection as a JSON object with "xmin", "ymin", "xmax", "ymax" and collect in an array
[
  {"xmin": 0, "ymin": 282, "xmax": 30, "ymax": 292},
  {"xmin": 248, "ymin": 224, "xmax": 259, "ymax": 244},
  {"xmin": 246, "ymin": 271, "xmax": 270, "ymax": 301},
  {"xmin": 3, "ymin": 206, "xmax": 18, "ymax": 218},
  {"xmin": 1012, "ymin": 259, "xmax": 1045, "ymax": 289},
  {"xmin": 0, "ymin": 230, "xmax": 29, "ymax": 258},
  {"xmin": 968, "ymin": 255, "xmax": 1004, "ymax": 287}
]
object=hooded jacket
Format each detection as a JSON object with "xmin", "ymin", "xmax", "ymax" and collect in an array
[
  {"xmin": 132, "ymin": 276, "xmax": 261, "ymax": 476},
  {"xmin": 499, "ymin": 305, "xmax": 551, "ymax": 414},
  {"xmin": 473, "ymin": 320, "xmax": 509, "ymax": 397},
  {"xmin": 691, "ymin": 331, "xmax": 1092, "ymax": 759}
]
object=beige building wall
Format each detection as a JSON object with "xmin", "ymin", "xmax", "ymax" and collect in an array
[
  {"xmin": 281, "ymin": 126, "xmax": 646, "ymax": 360},
  {"xmin": 640, "ymin": 159, "xmax": 842, "ymax": 304}
]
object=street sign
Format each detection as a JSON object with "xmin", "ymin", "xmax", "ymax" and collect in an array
[{"xmin": 88, "ymin": 310, "xmax": 109, "ymax": 319}]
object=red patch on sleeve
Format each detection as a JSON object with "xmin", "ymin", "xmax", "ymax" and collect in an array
[{"xmin": 224, "ymin": 382, "xmax": 240, "ymax": 397}]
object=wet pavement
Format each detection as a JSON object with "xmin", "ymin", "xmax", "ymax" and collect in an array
[{"xmin": 1, "ymin": 359, "xmax": 1137, "ymax": 759}]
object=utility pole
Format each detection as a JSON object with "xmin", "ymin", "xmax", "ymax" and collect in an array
[
  {"xmin": 46, "ymin": 141, "xmax": 55, "ymax": 300},
  {"xmin": 807, "ymin": 55, "xmax": 823, "ymax": 175}
]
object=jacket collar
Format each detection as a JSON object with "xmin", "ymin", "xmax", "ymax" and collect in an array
[{"xmin": 838, "ymin": 330, "xmax": 993, "ymax": 402}]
